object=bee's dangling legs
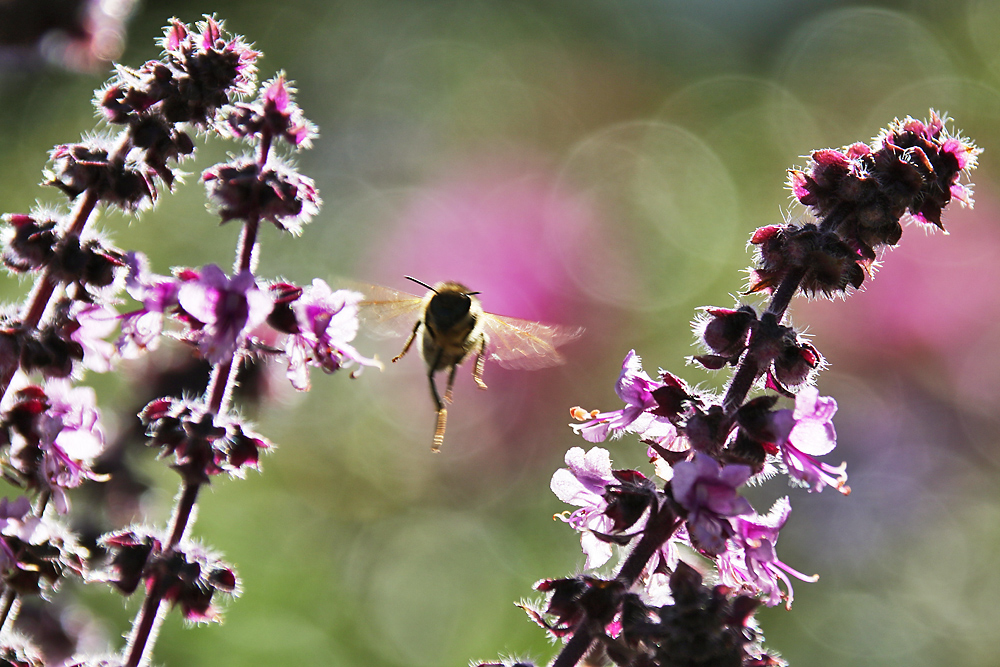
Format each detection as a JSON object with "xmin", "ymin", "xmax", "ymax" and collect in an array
[
  {"xmin": 426, "ymin": 350, "xmax": 449, "ymax": 452},
  {"xmin": 432, "ymin": 365, "xmax": 460, "ymax": 452},
  {"xmin": 473, "ymin": 341, "xmax": 488, "ymax": 390},
  {"xmin": 433, "ymin": 408, "xmax": 447, "ymax": 453}
]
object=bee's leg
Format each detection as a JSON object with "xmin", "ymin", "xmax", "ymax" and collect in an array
[
  {"xmin": 427, "ymin": 351, "xmax": 447, "ymax": 452},
  {"xmin": 392, "ymin": 321, "xmax": 420, "ymax": 363},
  {"xmin": 443, "ymin": 364, "xmax": 458, "ymax": 404},
  {"xmin": 472, "ymin": 339, "xmax": 488, "ymax": 390}
]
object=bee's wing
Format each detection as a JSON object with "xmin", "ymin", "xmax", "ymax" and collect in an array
[
  {"xmin": 480, "ymin": 313, "xmax": 584, "ymax": 370},
  {"xmin": 349, "ymin": 282, "xmax": 425, "ymax": 339}
]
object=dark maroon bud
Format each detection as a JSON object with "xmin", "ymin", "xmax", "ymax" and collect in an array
[
  {"xmin": 47, "ymin": 142, "xmax": 153, "ymax": 210},
  {"xmin": 100, "ymin": 530, "xmax": 158, "ymax": 595},
  {"xmin": 266, "ymin": 282, "xmax": 303, "ymax": 334},
  {"xmin": 20, "ymin": 328, "xmax": 80, "ymax": 379},
  {"xmin": 681, "ymin": 404, "xmax": 728, "ymax": 454},
  {"xmin": 699, "ymin": 305, "xmax": 756, "ymax": 358},
  {"xmin": 733, "ymin": 395, "xmax": 782, "ymax": 444},
  {"xmin": 773, "ymin": 338, "xmax": 822, "ymax": 388},
  {"xmin": 724, "ymin": 430, "xmax": 769, "ymax": 471},
  {"xmin": 604, "ymin": 469, "xmax": 656, "ymax": 532},
  {"xmin": 202, "ymin": 159, "xmax": 319, "ymax": 233},
  {"xmin": 3, "ymin": 214, "xmax": 57, "ymax": 272},
  {"xmin": 650, "ymin": 371, "xmax": 699, "ymax": 422}
]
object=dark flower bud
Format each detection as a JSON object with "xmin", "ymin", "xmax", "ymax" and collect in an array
[
  {"xmin": 130, "ymin": 117, "xmax": 195, "ymax": 190},
  {"xmin": 266, "ymin": 282, "xmax": 303, "ymax": 334},
  {"xmin": 51, "ymin": 236, "xmax": 126, "ymax": 288},
  {"xmin": 141, "ymin": 398, "xmax": 270, "ymax": 484},
  {"xmin": 19, "ymin": 327, "xmax": 81, "ymax": 379},
  {"xmin": 733, "ymin": 395, "xmax": 782, "ymax": 447},
  {"xmin": 698, "ymin": 305, "xmax": 756, "ymax": 358},
  {"xmin": 157, "ymin": 17, "xmax": 260, "ymax": 127},
  {"xmin": 0, "ymin": 499, "xmax": 86, "ymax": 597},
  {"xmin": 46, "ymin": 141, "xmax": 153, "ymax": 210},
  {"xmin": 650, "ymin": 370, "xmax": 700, "ymax": 423},
  {"xmin": 772, "ymin": 337, "xmax": 822, "ymax": 389},
  {"xmin": 100, "ymin": 530, "xmax": 158, "ymax": 595},
  {"xmin": 789, "ymin": 112, "xmax": 978, "ymax": 256},
  {"xmin": 159, "ymin": 544, "xmax": 238, "ymax": 622},
  {"xmin": 655, "ymin": 563, "xmax": 765, "ymax": 667},
  {"xmin": 226, "ymin": 76, "xmax": 317, "ymax": 149},
  {"xmin": 749, "ymin": 223, "xmax": 867, "ymax": 297},
  {"xmin": 604, "ymin": 469, "xmax": 657, "ymax": 532},
  {"xmin": 99, "ymin": 529, "xmax": 239, "ymax": 623},
  {"xmin": 3, "ymin": 214, "xmax": 58, "ymax": 272},
  {"xmin": 681, "ymin": 404, "xmax": 728, "ymax": 455},
  {"xmin": 203, "ymin": 158, "xmax": 320, "ymax": 234}
]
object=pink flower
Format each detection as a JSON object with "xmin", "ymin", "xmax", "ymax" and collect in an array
[
  {"xmin": 177, "ymin": 265, "xmax": 272, "ymax": 364},
  {"xmin": 550, "ymin": 447, "xmax": 618, "ymax": 569},
  {"xmin": 776, "ymin": 387, "xmax": 849, "ymax": 495},
  {"xmin": 671, "ymin": 453, "xmax": 753, "ymax": 555},
  {"xmin": 284, "ymin": 280, "xmax": 381, "ymax": 390},
  {"xmin": 718, "ymin": 497, "xmax": 817, "ymax": 609}
]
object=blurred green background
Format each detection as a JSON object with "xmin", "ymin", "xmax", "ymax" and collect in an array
[{"xmin": 2, "ymin": 0, "xmax": 1000, "ymax": 665}]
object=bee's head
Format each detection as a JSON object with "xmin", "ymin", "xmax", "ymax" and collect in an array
[{"xmin": 406, "ymin": 276, "xmax": 481, "ymax": 327}]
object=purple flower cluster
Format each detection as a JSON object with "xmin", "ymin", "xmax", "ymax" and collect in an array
[
  {"xmin": 0, "ymin": 16, "xmax": 380, "ymax": 666},
  {"xmin": 480, "ymin": 113, "xmax": 979, "ymax": 667}
]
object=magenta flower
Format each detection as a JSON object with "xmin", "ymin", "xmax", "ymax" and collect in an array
[
  {"xmin": 284, "ymin": 280, "xmax": 381, "ymax": 390},
  {"xmin": 571, "ymin": 350, "xmax": 672, "ymax": 443},
  {"xmin": 177, "ymin": 265, "xmax": 272, "ymax": 364},
  {"xmin": 69, "ymin": 302, "xmax": 119, "ymax": 372},
  {"xmin": 718, "ymin": 497, "xmax": 817, "ymax": 609},
  {"xmin": 551, "ymin": 446, "xmax": 618, "ymax": 569},
  {"xmin": 117, "ymin": 252, "xmax": 182, "ymax": 357},
  {"xmin": 776, "ymin": 386, "xmax": 849, "ymax": 495},
  {"xmin": 35, "ymin": 381, "xmax": 107, "ymax": 513},
  {"xmin": 671, "ymin": 453, "xmax": 753, "ymax": 555}
]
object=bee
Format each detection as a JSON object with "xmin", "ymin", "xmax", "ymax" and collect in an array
[{"xmin": 356, "ymin": 276, "xmax": 583, "ymax": 452}]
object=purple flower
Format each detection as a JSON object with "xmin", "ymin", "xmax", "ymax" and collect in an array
[
  {"xmin": 551, "ymin": 446, "xmax": 618, "ymax": 569},
  {"xmin": 36, "ymin": 381, "xmax": 107, "ymax": 513},
  {"xmin": 69, "ymin": 302, "xmax": 119, "ymax": 372},
  {"xmin": 177, "ymin": 265, "xmax": 272, "ymax": 364},
  {"xmin": 117, "ymin": 251, "xmax": 182, "ymax": 357},
  {"xmin": 571, "ymin": 350, "xmax": 672, "ymax": 443},
  {"xmin": 284, "ymin": 280, "xmax": 381, "ymax": 390},
  {"xmin": 718, "ymin": 497, "xmax": 818, "ymax": 609},
  {"xmin": 776, "ymin": 386, "xmax": 849, "ymax": 495},
  {"xmin": 671, "ymin": 453, "xmax": 753, "ymax": 555}
]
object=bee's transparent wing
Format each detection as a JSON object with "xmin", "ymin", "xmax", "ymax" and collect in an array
[
  {"xmin": 481, "ymin": 314, "xmax": 584, "ymax": 370},
  {"xmin": 348, "ymin": 282, "xmax": 425, "ymax": 339}
]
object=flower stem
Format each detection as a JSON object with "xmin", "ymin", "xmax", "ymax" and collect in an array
[
  {"xmin": 721, "ymin": 266, "xmax": 805, "ymax": 412},
  {"xmin": 0, "ymin": 589, "xmax": 17, "ymax": 633}
]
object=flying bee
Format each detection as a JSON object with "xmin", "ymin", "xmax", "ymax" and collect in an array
[{"xmin": 355, "ymin": 276, "xmax": 583, "ymax": 452}]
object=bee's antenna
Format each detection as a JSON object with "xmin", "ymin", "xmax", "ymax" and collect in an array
[{"xmin": 404, "ymin": 276, "xmax": 437, "ymax": 293}]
